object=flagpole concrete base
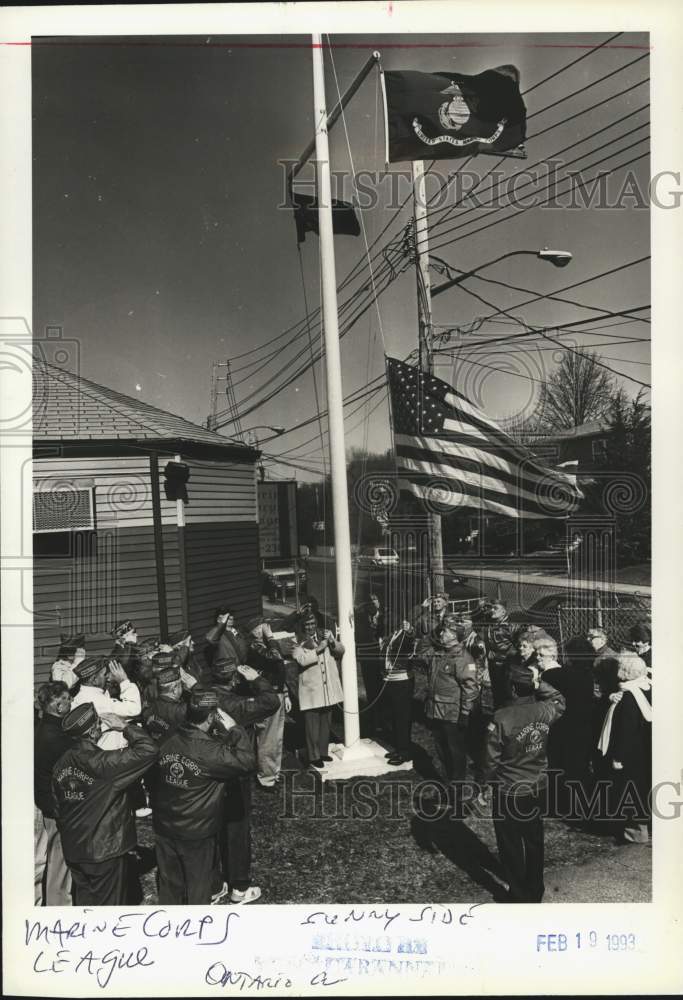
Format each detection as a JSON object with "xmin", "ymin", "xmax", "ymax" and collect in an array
[{"xmin": 315, "ymin": 738, "xmax": 413, "ymax": 782}]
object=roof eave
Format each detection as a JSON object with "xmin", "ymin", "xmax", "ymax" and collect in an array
[{"xmin": 33, "ymin": 436, "xmax": 260, "ymax": 463}]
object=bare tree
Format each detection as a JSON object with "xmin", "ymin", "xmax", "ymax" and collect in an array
[{"xmin": 537, "ymin": 348, "xmax": 615, "ymax": 430}]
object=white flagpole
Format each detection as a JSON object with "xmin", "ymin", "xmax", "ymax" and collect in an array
[
  {"xmin": 311, "ymin": 33, "xmax": 360, "ymax": 748},
  {"xmin": 411, "ymin": 159, "xmax": 445, "ymax": 594}
]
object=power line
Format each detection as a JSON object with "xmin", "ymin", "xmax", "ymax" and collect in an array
[
  {"xmin": 223, "ymin": 37, "xmax": 637, "ymax": 387},
  {"xmin": 437, "ymin": 278, "xmax": 651, "ymax": 387},
  {"xmin": 430, "ymin": 146, "xmax": 649, "ymax": 260},
  {"xmin": 454, "ymin": 255, "xmax": 651, "ymax": 331},
  {"xmin": 421, "ymin": 80, "xmax": 649, "ymax": 245},
  {"xmin": 526, "ymin": 50, "xmax": 649, "ymax": 121},
  {"xmin": 423, "ymin": 78, "xmax": 649, "ymax": 236},
  {"xmin": 522, "ymin": 31, "xmax": 624, "ymax": 95},
  {"xmin": 226, "ymin": 49, "xmax": 651, "ymax": 424},
  {"xmin": 426, "ymin": 125, "xmax": 650, "ymax": 255},
  {"xmin": 431, "ymin": 241, "xmax": 651, "ymax": 326}
]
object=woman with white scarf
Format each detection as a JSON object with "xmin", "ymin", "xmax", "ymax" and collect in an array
[{"xmin": 598, "ymin": 651, "xmax": 652, "ymax": 844}]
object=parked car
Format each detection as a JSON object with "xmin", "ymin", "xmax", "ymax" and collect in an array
[
  {"xmin": 261, "ymin": 565, "xmax": 307, "ymax": 602},
  {"xmin": 356, "ymin": 545, "xmax": 399, "ymax": 568}
]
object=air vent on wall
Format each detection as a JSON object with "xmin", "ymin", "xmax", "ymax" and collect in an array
[{"xmin": 33, "ymin": 488, "xmax": 95, "ymax": 533}]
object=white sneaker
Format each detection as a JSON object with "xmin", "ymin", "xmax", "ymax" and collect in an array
[
  {"xmin": 229, "ymin": 885, "xmax": 262, "ymax": 905},
  {"xmin": 135, "ymin": 806, "xmax": 152, "ymax": 818},
  {"xmin": 211, "ymin": 882, "xmax": 230, "ymax": 905}
]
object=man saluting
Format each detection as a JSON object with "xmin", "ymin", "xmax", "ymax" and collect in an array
[
  {"xmin": 52, "ymin": 703, "xmax": 158, "ymax": 905},
  {"xmin": 151, "ymin": 688, "xmax": 256, "ymax": 905}
]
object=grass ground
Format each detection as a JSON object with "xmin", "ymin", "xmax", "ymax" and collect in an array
[{"xmin": 134, "ymin": 670, "xmax": 651, "ymax": 906}]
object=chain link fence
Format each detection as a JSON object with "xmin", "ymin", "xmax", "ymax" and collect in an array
[{"xmin": 557, "ymin": 602, "xmax": 652, "ymax": 651}]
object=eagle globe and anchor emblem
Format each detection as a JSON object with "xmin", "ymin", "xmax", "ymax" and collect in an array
[{"xmin": 412, "ymin": 80, "xmax": 507, "ymax": 149}]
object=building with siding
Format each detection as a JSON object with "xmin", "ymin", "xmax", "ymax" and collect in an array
[
  {"xmin": 257, "ymin": 480, "xmax": 298, "ymax": 560},
  {"xmin": 32, "ymin": 361, "xmax": 260, "ymax": 682}
]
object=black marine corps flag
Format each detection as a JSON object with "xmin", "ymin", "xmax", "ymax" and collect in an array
[{"xmin": 382, "ymin": 65, "xmax": 527, "ymax": 163}]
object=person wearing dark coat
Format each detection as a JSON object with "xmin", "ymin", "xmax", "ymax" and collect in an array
[
  {"xmin": 629, "ymin": 623, "xmax": 652, "ymax": 677},
  {"xmin": 110, "ymin": 619, "xmax": 142, "ymax": 697},
  {"xmin": 454, "ymin": 616, "xmax": 492, "ymax": 791},
  {"xmin": 152, "ymin": 688, "xmax": 256, "ymax": 904},
  {"xmin": 415, "ymin": 613, "xmax": 479, "ymax": 804},
  {"xmin": 381, "ymin": 619, "xmax": 418, "ymax": 764},
  {"xmin": 204, "ymin": 607, "xmax": 251, "ymax": 676},
  {"xmin": 597, "ymin": 652, "xmax": 652, "ymax": 843},
  {"xmin": 415, "ymin": 592, "xmax": 449, "ymax": 639},
  {"xmin": 355, "ymin": 594, "xmax": 386, "ymax": 737},
  {"xmin": 200, "ymin": 658, "xmax": 279, "ymax": 904},
  {"xmin": 52, "ymin": 703, "xmax": 158, "ymax": 905},
  {"xmin": 485, "ymin": 666, "xmax": 566, "ymax": 903},
  {"xmin": 477, "ymin": 602, "xmax": 516, "ymax": 709},
  {"xmin": 533, "ymin": 636, "xmax": 594, "ymax": 821},
  {"xmin": 168, "ymin": 627, "xmax": 205, "ymax": 682},
  {"xmin": 142, "ymin": 664, "xmax": 192, "ymax": 742},
  {"xmin": 34, "ymin": 681, "xmax": 73, "ymax": 905},
  {"xmin": 587, "ymin": 627, "xmax": 620, "ymax": 773}
]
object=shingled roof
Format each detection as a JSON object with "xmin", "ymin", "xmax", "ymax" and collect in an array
[{"xmin": 33, "ymin": 361, "xmax": 255, "ymax": 456}]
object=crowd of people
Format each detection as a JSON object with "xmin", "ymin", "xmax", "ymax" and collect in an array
[
  {"xmin": 34, "ymin": 595, "xmax": 652, "ymax": 908},
  {"xmin": 355, "ymin": 592, "xmax": 652, "ymax": 901}
]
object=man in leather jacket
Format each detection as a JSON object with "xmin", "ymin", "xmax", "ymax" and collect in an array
[
  {"xmin": 151, "ymin": 688, "xmax": 256, "ymax": 904},
  {"xmin": 484, "ymin": 662, "xmax": 566, "ymax": 903},
  {"xmin": 201, "ymin": 657, "xmax": 279, "ymax": 904},
  {"xmin": 52, "ymin": 702, "xmax": 158, "ymax": 905}
]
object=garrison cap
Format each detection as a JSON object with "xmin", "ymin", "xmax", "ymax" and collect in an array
[
  {"xmin": 212, "ymin": 660, "xmax": 238, "ymax": 680},
  {"xmin": 62, "ymin": 702, "xmax": 98, "ymax": 736},
  {"xmin": 442, "ymin": 613, "xmax": 461, "ymax": 630},
  {"xmin": 157, "ymin": 664, "xmax": 181, "ymax": 685},
  {"xmin": 190, "ymin": 688, "xmax": 218, "ymax": 710},
  {"xmin": 138, "ymin": 637, "xmax": 161, "ymax": 658},
  {"xmin": 151, "ymin": 650, "xmax": 174, "ymax": 670},
  {"xmin": 74, "ymin": 656, "xmax": 109, "ymax": 682},
  {"xmin": 112, "ymin": 619, "xmax": 136, "ymax": 640}
]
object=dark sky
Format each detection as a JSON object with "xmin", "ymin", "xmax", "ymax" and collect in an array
[{"xmin": 33, "ymin": 32, "xmax": 650, "ymax": 479}]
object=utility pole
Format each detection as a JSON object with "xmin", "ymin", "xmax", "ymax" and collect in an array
[{"xmin": 411, "ymin": 159, "xmax": 444, "ymax": 593}]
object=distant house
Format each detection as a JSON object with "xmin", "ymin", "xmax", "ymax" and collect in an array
[
  {"xmin": 32, "ymin": 362, "xmax": 260, "ymax": 682},
  {"xmin": 535, "ymin": 420, "xmax": 612, "ymax": 475}
]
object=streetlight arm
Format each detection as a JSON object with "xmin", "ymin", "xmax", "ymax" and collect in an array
[
  {"xmin": 431, "ymin": 250, "xmax": 537, "ymax": 298},
  {"xmin": 430, "ymin": 247, "xmax": 572, "ymax": 298}
]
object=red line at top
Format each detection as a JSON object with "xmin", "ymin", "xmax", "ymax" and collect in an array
[{"xmin": 1, "ymin": 39, "xmax": 652, "ymax": 50}]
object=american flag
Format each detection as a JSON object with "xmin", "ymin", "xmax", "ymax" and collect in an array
[{"xmin": 387, "ymin": 356, "xmax": 582, "ymax": 519}]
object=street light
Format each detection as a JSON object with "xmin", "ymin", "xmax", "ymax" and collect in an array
[
  {"xmin": 431, "ymin": 247, "xmax": 573, "ymax": 298},
  {"xmin": 244, "ymin": 424, "xmax": 285, "ymax": 437}
]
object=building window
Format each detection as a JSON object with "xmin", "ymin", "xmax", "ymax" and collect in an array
[
  {"xmin": 33, "ymin": 488, "xmax": 95, "ymax": 533},
  {"xmin": 592, "ymin": 438, "xmax": 608, "ymax": 462}
]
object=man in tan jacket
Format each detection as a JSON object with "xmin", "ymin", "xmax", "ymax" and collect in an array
[{"xmin": 292, "ymin": 614, "xmax": 344, "ymax": 768}]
